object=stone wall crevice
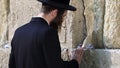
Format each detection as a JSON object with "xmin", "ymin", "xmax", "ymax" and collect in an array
[
  {"xmin": 92, "ymin": 0, "xmax": 105, "ymax": 48},
  {"xmin": 102, "ymin": 0, "xmax": 106, "ymax": 48},
  {"xmin": 6, "ymin": 0, "xmax": 10, "ymax": 42},
  {"xmin": 81, "ymin": 0, "xmax": 87, "ymax": 45}
]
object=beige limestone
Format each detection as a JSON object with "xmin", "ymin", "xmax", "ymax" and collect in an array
[
  {"xmin": 82, "ymin": 0, "xmax": 94, "ymax": 48},
  {"xmin": 93, "ymin": 0, "xmax": 105, "ymax": 48},
  {"xmin": 71, "ymin": 0, "xmax": 85, "ymax": 48},
  {"xmin": 83, "ymin": 0, "xmax": 105, "ymax": 48},
  {"xmin": 60, "ymin": 0, "xmax": 85, "ymax": 49},
  {"xmin": 80, "ymin": 49, "xmax": 120, "ymax": 68},
  {"xmin": 61, "ymin": 49, "xmax": 120, "ymax": 68},
  {"xmin": 0, "ymin": 48, "xmax": 10, "ymax": 68},
  {"xmin": 104, "ymin": 0, "xmax": 120, "ymax": 48},
  {"xmin": 0, "ymin": 0, "xmax": 9, "ymax": 47}
]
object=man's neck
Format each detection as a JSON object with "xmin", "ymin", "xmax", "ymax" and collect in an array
[{"xmin": 37, "ymin": 13, "xmax": 51, "ymax": 25}]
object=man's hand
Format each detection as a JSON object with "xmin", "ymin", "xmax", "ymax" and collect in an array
[{"xmin": 72, "ymin": 47, "xmax": 84, "ymax": 64}]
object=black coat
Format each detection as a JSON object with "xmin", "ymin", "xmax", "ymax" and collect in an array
[{"xmin": 9, "ymin": 17, "xmax": 79, "ymax": 68}]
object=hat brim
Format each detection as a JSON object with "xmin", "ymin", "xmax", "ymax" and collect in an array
[{"xmin": 39, "ymin": 0, "xmax": 76, "ymax": 11}]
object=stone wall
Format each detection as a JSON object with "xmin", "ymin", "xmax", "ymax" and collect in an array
[
  {"xmin": 0, "ymin": 0, "xmax": 120, "ymax": 68},
  {"xmin": 0, "ymin": 0, "xmax": 9, "ymax": 67},
  {"xmin": 0, "ymin": 49, "xmax": 9, "ymax": 68},
  {"xmin": 104, "ymin": 0, "xmax": 120, "ymax": 48},
  {"xmin": 8, "ymin": 0, "xmax": 41, "ymax": 42},
  {"xmin": 82, "ymin": 0, "xmax": 120, "ymax": 49},
  {"xmin": 0, "ymin": 0, "xmax": 9, "ymax": 48},
  {"xmin": 59, "ymin": 0, "xmax": 85, "ymax": 49},
  {"xmin": 80, "ymin": 0, "xmax": 120, "ymax": 68},
  {"xmin": 80, "ymin": 49, "xmax": 120, "ymax": 68}
]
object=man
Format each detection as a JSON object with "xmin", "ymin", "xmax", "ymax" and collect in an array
[{"xmin": 9, "ymin": 0, "xmax": 84, "ymax": 68}]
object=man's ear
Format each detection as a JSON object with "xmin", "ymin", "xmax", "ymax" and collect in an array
[{"xmin": 51, "ymin": 9, "xmax": 58, "ymax": 18}]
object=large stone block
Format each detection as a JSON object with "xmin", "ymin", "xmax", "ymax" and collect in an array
[
  {"xmin": 82, "ymin": 0, "xmax": 94, "ymax": 48},
  {"xmin": 93, "ymin": 0, "xmax": 105, "ymax": 48},
  {"xmin": 0, "ymin": 0, "xmax": 9, "ymax": 47},
  {"xmin": 103, "ymin": 0, "xmax": 120, "ymax": 48},
  {"xmin": 0, "ymin": 48, "xmax": 10, "ymax": 68},
  {"xmin": 71, "ymin": 0, "xmax": 85, "ymax": 48},
  {"xmin": 83, "ymin": 0, "xmax": 106, "ymax": 48},
  {"xmin": 60, "ymin": 0, "xmax": 85, "ymax": 49},
  {"xmin": 61, "ymin": 49, "xmax": 120, "ymax": 68},
  {"xmin": 80, "ymin": 49, "xmax": 120, "ymax": 68}
]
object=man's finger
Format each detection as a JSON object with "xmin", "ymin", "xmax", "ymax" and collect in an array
[{"xmin": 78, "ymin": 50, "xmax": 84, "ymax": 64}]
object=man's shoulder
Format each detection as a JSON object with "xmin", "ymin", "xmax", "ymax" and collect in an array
[
  {"xmin": 14, "ymin": 22, "xmax": 57, "ymax": 36},
  {"xmin": 14, "ymin": 23, "xmax": 30, "ymax": 32}
]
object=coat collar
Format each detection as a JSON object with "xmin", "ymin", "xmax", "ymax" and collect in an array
[
  {"xmin": 30, "ymin": 17, "xmax": 48, "ymax": 25},
  {"xmin": 30, "ymin": 17, "xmax": 58, "ymax": 31}
]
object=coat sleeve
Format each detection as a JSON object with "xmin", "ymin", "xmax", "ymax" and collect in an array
[
  {"xmin": 42, "ymin": 28, "xmax": 79, "ymax": 68},
  {"xmin": 9, "ymin": 40, "xmax": 16, "ymax": 68}
]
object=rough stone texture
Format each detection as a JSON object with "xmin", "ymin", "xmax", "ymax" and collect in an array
[
  {"xmin": 60, "ymin": 0, "xmax": 85, "ymax": 49},
  {"xmin": 103, "ymin": 0, "xmax": 120, "ymax": 48},
  {"xmin": 80, "ymin": 49, "xmax": 120, "ymax": 68},
  {"xmin": 82, "ymin": 0, "xmax": 94, "ymax": 48},
  {"xmin": 0, "ymin": 0, "xmax": 9, "ymax": 47},
  {"xmin": 83, "ymin": 0, "xmax": 105, "ymax": 48},
  {"xmin": 93, "ymin": 0, "xmax": 105, "ymax": 48},
  {"xmin": 0, "ymin": 0, "xmax": 10, "ymax": 68},
  {"xmin": 8, "ymin": 0, "xmax": 41, "ymax": 42},
  {"xmin": 61, "ymin": 49, "xmax": 120, "ymax": 68},
  {"xmin": 0, "ymin": 0, "xmax": 120, "ymax": 68},
  {"xmin": 71, "ymin": 0, "xmax": 85, "ymax": 48},
  {"xmin": 0, "ymin": 48, "xmax": 10, "ymax": 68}
]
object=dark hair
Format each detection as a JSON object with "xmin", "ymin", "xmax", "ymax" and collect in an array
[
  {"xmin": 41, "ymin": 3, "xmax": 66, "ymax": 30},
  {"xmin": 41, "ymin": 3, "xmax": 56, "ymax": 14},
  {"xmin": 52, "ymin": 9, "xmax": 65, "ymax": 30},
  {"xmin": 41, "ymin": 3, "xmax": 65, "ymax": 14}
]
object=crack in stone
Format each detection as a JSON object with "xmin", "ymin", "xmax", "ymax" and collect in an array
[
  {"xmin": 81, "ymin": 0, "xmax": 87, "ymax": 44},
  {"xmin": 6, "ymin": 0, "xmax": 10, "ymax": 43},
  {"xmin": 103, "ymin": 0, "xmax": 106, "ymax": 49}
]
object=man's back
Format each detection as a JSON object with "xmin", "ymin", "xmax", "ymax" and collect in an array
[
  {"xmin": 9, "ymin": 17, "xmax": 79, "ymax": 68},
  {"xmin": 9, "ymin": 17, "xmax": 56, "ymax": 68}
]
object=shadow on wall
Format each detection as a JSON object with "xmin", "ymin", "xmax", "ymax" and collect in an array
[{"xmin": 80, "ymin": 49, "xmax": 112, "ymax": 68}]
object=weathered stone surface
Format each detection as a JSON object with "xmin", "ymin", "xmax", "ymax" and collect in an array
[
  {"xmin": 0, "ymin": 0, "xmax": 9, "ymax": 47},
  {"xmin": 61, "ymin": 49, "xmax": 120, "ymax": 68},
  {"xmin": 93, "ymin": 0, "xmax": 105, "ymax": 48},
  {"xmin": 1, "ymin": 0, "xmax": 120, "ymax": 68},
  {"xmin": 61, "ymin": 48, "xmax": 71, "ymax": 61},
  {"xmin": 80, "ymin": 49, "xmax": 120, "ymax": 68},
  {"xmin": 103, "ymin": 0, "xmax": 120, "ymax": 48},
  {"xmin": 0, "ymin": 48, "xmax": 10, "ymax": 68},
  {"xmin": 60, "ymin": 0, "xmax": 85, "ymax": 49},
  {"xmin": 71, "ymin": 0, "xmax": 85, "ymax": 48},
  {"xmin": 8, "ymin": 0, "xmax": 41, "ymax": 42},
  {"xmin": 82, "ymin": 0, "xmax": 94, "ymax": 48}
]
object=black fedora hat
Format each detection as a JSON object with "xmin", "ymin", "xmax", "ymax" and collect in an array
[{"xmin": 38, "ymin": 0, "xmax": 76, "ymax": 11}]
